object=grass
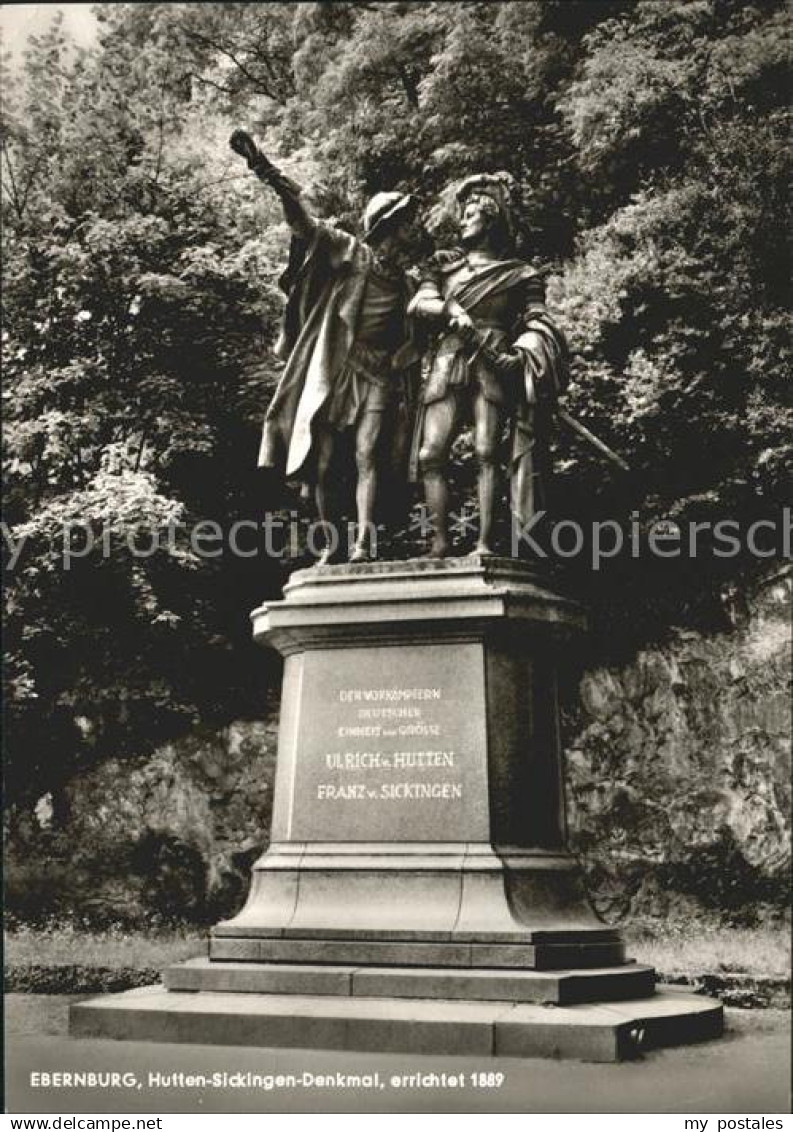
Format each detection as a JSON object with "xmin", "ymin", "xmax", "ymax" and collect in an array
[
  {"xmin": 5, "ymin": 923, "xmax": 206, "ymax": 969},
  {"xmin": 623, "ymin": 925, "xmax": 791, "ymax": 978}
]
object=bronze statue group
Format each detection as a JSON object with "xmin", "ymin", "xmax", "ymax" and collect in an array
[{"xmin": 231, "ymin": 129, "xmax": 570, "ymax": 565}]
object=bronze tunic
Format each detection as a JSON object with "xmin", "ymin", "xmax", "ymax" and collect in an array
[
  {"xmin": 323, "ymin": 265, "xmax": 408, "ymax": 428},
  {"xmin": 419, "ymin": 254, "xmax": 542, "ymax": 407}
]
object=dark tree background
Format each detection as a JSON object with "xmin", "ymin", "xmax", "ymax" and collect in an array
[{"xmin": 3, "ymin": 2, "xmax": 790, "ymax": 818}]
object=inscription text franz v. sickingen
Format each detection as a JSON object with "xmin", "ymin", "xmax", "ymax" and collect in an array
[{"xmin": 316, "ymin": 782, "xmax": 463, "ymax": 800}]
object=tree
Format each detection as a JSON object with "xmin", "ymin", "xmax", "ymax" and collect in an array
[
  {"xmin": 3, "ymin": 0, "xmax": 789, "ymax": 813},
  {"xmin": 2, "ymin": 6, "xmax": 288, "ymax": 814}
]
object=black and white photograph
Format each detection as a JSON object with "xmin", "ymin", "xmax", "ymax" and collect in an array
[{"xmin": 2, "ymin": 1, "xmax": 790, "ymax": 1122}]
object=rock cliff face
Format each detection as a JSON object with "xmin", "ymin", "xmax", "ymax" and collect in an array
[
  {"xmin": 7, "ymin": 570, "xmax": 790, "ymax": 928},
  {"xmin": 6, "ymin": 720, "xmax": 278, "ymax": 927},
  {"xmin": 68, "ymin": 719, "xmax": 279, "ymax": 921},
  {"xmin": 565, "ymin": 567, "xmax": 791, "ymax": 925}
]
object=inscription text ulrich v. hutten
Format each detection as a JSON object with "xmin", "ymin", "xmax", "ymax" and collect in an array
[{"xmin": 317, "ymin": 687, "xmax": 462, "ymax": 802}]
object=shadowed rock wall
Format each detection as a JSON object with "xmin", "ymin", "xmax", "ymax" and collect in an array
[
  {"xmin": 5, "ymin": 720, "xmax": 278, "ymax": 927},
  {"xmin": 565, "ymin": 567, "xmax": 791, "ymax": 925}
]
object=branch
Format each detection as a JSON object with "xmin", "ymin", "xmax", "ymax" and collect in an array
[
  {"xmin": 31, "ymin": 446, "xmax": 46, "ymax": 509},
  {"xmin": 246, "ymin": 39, "xmax": 296, "ymax": 97},
  {"xmin": 18, "ymin": 149, "xmax": 47, "ymax": 218},
  {"xmin": 396, "ymin": 62, "xmax": 420, "ymax": 108},
  {"xmin": 186, "ymin": 170, "xmax": 252, "ymax": 200},
  {"xmin": 133, "ymin": 434, "xmax": 147, "ymax": 471},
  {"xmin": 1, "ymin": 141, "xmax": 24, "ymax": 220},
  {"xmin": 149, "ymin": 80, "xmax": 171, "ymax": 188},
  {"xmin": 182, "ymin": 28, "xmax": 289, "ymax": 105},
  {"xmin": 185, "ymin": 70, "xmax": 234, "ymax": 97}
]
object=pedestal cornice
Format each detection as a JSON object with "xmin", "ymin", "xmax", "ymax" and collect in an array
[{"xmin": 252, "ymin": 556, "xmax": 586, "ymax": 654}]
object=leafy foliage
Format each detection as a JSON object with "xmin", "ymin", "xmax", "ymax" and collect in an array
[
  {"xmin": 2, "ymin": 1, "xmax": 789, "ymax": 813},
  {"xmin": 2, "ymin": 7, "xmax": 287, "ymax": 809}
]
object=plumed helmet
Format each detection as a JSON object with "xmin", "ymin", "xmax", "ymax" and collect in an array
[{"xmin": 362, "ymin": 191, "xmax": 416, "ymax": 241}]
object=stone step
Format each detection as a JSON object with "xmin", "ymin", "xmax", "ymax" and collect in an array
[
  {"xmin": 210, "ymin": 923, "xmax": 624, "ymax": 944},
  {"xmin": 70, "ymin": 985, "xmax": 723, "ymax": 1063},
  {"xmin": 165, "ymin": 958, "xmax": 656, "ymax": 1006},
  {"xmin": 210, "ymin": 935, "xmax": 627, "ymax": 970}
]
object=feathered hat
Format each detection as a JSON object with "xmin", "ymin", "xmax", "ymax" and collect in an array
[{"xmin": 456, "ymin": 172, "xmax": 519, "ymax": 243}]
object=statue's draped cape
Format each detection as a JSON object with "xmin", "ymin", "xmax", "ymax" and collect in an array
[{"xmin": 258, "ymin": 221, "xmax": 419, "ymax": 482}]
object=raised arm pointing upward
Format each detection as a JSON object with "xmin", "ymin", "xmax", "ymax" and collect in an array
[{"xmin": 231, "ymin": 130, "xmax": 422, "ymax": 564}]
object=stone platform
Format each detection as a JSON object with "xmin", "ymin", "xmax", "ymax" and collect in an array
[
  {"xmin": 69, "ymin": 558, "xmax": 724, "ymax": 1060},
  {"xmin": 71, "ymin": 979, "xmax": 722, "ymax": 1063}
]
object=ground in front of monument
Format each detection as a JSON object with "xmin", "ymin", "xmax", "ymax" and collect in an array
[{"xmin": 5, "ymin": 996, "xmax": 790, "ymax": 1114}]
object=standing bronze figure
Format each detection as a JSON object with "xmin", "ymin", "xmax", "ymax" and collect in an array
[
  {"xmin": 410, "ymin": 174, "xmax": 569, "ymax": 557},
  {"xmin": 231, "ymin": 130, "xmax": 421, "ymax": 564}
]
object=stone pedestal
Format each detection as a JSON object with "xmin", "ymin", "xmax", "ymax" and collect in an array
[
  {"xmin": 211, "ymin": 557, "xmax": 620, "ymax": 965},
  {"xmin": 70, "ymin": 558, "xmax": 723, "ymax": 1060}
]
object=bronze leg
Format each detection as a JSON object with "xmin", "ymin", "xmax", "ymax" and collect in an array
[
  {"xmin": 473, "ymin": 393, "xmax": 503, "ymax": 556},
  {"xmin": 314, "ymin": 427, "xmax": 338, "ymax": 566},
  {"xmin": 419, "ymin": 396, "xmax": 459, "ymax": 558},
  {"xmin": 351, "ymin": 409, "xmax": 383, "ymax": 561}
]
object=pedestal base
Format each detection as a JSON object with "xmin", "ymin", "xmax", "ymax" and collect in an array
[
  {"xmin": 216, "ymin": 559, "xmax": 607, "ymax": 961},
  {"xmin": 211, "ymin": 841, "xmax": 624, "ymax": 967}
]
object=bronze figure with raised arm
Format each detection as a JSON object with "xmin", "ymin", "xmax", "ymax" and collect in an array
[
  {"xmin": 409, "ymin": 173, "xmax": 569, "ymax": 558},
  {"xmin": 230, "ymin": 130, "xmax": 422, "ymax": 564}
]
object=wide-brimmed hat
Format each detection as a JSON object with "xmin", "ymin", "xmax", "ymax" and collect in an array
[{"xmin": 362, "ymin": 191, "xmax": 416, "ymax": 241}]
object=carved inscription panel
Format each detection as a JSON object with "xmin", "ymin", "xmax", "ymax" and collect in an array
[{"xmin": 284, "ymin": 642, "xmax": 489, "ymax": 841}]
